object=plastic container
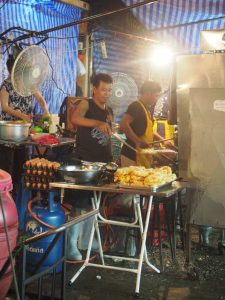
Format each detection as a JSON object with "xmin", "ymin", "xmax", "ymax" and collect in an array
[
  {"xmin": 153, "ymin": 119, "xmax": 175, "ymax": 140},
  {"xmin": 0, "ymin": 169, "xmax": 18, "ymax": 300}
]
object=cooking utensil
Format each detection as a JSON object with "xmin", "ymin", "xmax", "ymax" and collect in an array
[
  {"xmin": 57, "ymin": 165, "xmax": 103, "ymax": 184},
  {"xmin": 112, "ymin": 133, "xmax": 178, "ymax": 157},
  {"xmin": 148, "ymin": 138, "xmax": 174, "ymax": 146},
  {"xmin": 148, "ymin": 138, "xmax": 178, "ymax": 151},
  {"xmin": 112, "ymin": 133, "xmax": 138, "ymax": 153},
  {"xmin": 156, "ymin": 152, "xmax": 177, "ymax": 164},
  {"xmin": 140, "ymin": 148, "xmax": 177, "ymax": 155},
  {"xmin": 0, "ymin": 121, "xmax": 31, "ymax": 141}
]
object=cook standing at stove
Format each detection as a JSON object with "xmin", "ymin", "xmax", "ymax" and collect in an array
[
  {"xmin": 0, "ymin": 55, "xmax": 49, "ymax": 189},
  {"xmin": 120, "ymin": 80, "xmax": 173, "ymax": 168},
  {"xmin": 65, "ymin": 73, "xmax": 114, "ymax": 261},
  {"xmin": 72, "ymin": 73, "xmax": 113, "ymax": 163}
]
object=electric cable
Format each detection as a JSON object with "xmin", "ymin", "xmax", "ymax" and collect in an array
[
  {"xmin": 0, "ymin": 0, "xmax": 156, "ymax": 46},
  {"xmin": 102, "ymin": 193, "xmax": 117, "ymax": 250},
  {"xmin": 42, "ymin": 42, "xmax": 67, "ymax": 96},
  {"xmin": 0, "ymin": 0, "xmax": 8, "ymax": 10}
]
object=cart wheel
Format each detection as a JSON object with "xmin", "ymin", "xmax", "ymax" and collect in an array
[
  {"xmin": 218, "ymin": 242, "xmax": 224, "ymax": 255},
  {"xmin": 134, "ymin": 292, "xmax": 144, "ymax": 299}
]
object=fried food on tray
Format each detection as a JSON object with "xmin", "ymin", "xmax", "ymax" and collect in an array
[{"xmin": 114, "ymin": 166, "xmax": 176, "ymax": 187}]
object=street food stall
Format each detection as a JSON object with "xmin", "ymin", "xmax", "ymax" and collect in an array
[
  {"xmin": 49, "ymin": 164, "xmax": 188, "ymax": 297},
  {"xmin": 1, "ymin": 1, "xmax": 225, "ymax": 299}
]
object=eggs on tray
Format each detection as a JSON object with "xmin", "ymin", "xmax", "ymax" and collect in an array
[
  {"xmin": 114, "ymin": 166, "xmax": 176, "ymax": 187},
  {"xmin": 24, "ymin": 158, "xmax": 61, "ymax": 190}
]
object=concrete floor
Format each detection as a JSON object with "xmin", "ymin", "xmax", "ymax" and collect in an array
[
  {"xmin": 6, "ymin": 229, "xmax": 225, "ymax": 300},
  {"xmin": 7, "ymin": 245, "xmax": 225, "ymax": 300}
]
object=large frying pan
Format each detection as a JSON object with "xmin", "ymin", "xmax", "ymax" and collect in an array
[{"xmin": 57, "ymin": 162, "xmax": 117, "ymax": 184}]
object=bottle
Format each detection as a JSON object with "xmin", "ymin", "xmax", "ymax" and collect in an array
[{"xmin": 43, "ymin": 121, "xmax": 49, "ymax": 133}]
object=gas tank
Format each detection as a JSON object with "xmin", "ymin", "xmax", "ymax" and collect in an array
[
  {"xmin": 25, "ymin": 194, "xmax": 65, "ymax": 273},
  {"xmin": 0, "ymin": 169, "xmax": 18, "ymax": 300}
]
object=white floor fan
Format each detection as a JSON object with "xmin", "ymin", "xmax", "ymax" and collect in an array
[{"xmin": 11, "ymin": 45, "xmax": 49, "ymax": 96}]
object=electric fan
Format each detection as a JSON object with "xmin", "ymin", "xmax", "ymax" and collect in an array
[
  {"xmin": 107, "ymin": 72, "xmax": 138, "ymax": 123},
  {"xmin": 11, "ymin": 45, "xmax": 49, "ymax": 97}
]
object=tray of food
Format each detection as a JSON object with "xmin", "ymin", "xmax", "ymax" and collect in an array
[
  {"xmin": 114, "ymin": 166, "xmax": 177, "ymax": 192},
  {"xmin": 117, "ymin": 180, "xmax": 176, "ymax": 192}
]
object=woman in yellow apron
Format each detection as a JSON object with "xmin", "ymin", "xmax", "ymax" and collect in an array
[
  {"xmin": 135, "ymin": 100, "xmax": 153, "ymax": 168},
  {"xmin": 120, "ymin": 80, "xmax": 173, "ymax": 168}
]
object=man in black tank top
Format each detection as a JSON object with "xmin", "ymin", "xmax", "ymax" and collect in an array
[
  {"xmin": 66, "ymin": 73, "xmax": 113, "ymax": 261},
  {"xmin": 71, "ymin": 73, "xmax": 113, "ymax": 163}
]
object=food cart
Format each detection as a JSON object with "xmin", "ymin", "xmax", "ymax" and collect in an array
[{"xmin": 50, "ymin": 179, "xmax": 188, "ymax": 297}]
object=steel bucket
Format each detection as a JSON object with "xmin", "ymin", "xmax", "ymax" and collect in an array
[{"xmin": 0, "ymin": 121, "xmax": 31, "ymax": 142}]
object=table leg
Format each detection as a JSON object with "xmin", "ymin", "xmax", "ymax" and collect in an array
[
  {"xmin": 171, "ymin": 196, "xmax": 176, "ymax": 260},
  {"xmin": 91, "ymin": 194, "xmax": 105, "ymax": 265},
  {"xmin": 164, "ymin": 201, "xmax": 173, "ymax": 260},
  {"xmin": 135, "ymin": 195, "xmax": 160, "ymax": 296},
  {"xmin": 69, "ymin": 192, "xmax": 104, "ymax": 285},
  {"xmin": 136, "ymin": 200, "xmax": 160, "ymax": 273},
  {"xmin": 155, "ymin": 202, "xmax": 164, "ymax": 271},
  {"xmin": 60, "ymin": 188, "xmax": 64, "ymax": 204},
  {"xmin": 185, "ymin": 223, "xmax": 192, "ymax": 264},
  {"xmin": 177, "ymin": 191, "xmax": 185, "ymax": 250}
]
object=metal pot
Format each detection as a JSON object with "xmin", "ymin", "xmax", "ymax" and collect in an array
[
  {"xmin": 0, "ymin": 121, "xmax": 31, "ymax": 142},
  {"xmin": 57, "ymin": 165, "xmax": 103, "ymax": 184}
]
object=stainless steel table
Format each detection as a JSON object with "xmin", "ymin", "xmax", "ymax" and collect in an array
[
  {"xmin": 0, "ymin": 136, "xmax": 75, "ymax": 157},
  {"xmin": 50, "ymin": 181, "xmax": 188, "ymax": 297}
]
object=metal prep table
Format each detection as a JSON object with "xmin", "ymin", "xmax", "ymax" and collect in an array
[
  {"xmin": 1, "ymin": 136, "xmax": 75, "ymax": 231},
  {"xmin": 0, "ymin": 136, "xmax": 75, "ymax": 157},
  {"xmin": 49, "ymin": 180, "xmax": 188, "ymax": 297}
]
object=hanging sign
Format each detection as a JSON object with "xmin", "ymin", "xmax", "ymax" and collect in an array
[{"xmin": 213, "ymin": 100, "xmax": 225, "ymax": 112}]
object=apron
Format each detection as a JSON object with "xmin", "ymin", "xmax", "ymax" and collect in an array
[{"xmin": 136, "ymin": 101, "xmax": 153, "ymax": 168}]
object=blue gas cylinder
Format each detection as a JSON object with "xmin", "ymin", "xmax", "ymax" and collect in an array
[{"xmin": 25, "ymin": 193, "xmax": 65, "ymax": 273}]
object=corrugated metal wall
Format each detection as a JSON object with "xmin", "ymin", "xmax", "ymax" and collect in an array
[
  {"xmin": 122, "ymin": 0, "xmax": 225, "ymax": 53},
  {"xmin": 0, "ymin": 0, "xmax": 81, "ymax": 114},
  {"xmin": 93, "ymin": 29, "xmax": 149, "ymax": 87},
  {"xmin": 92, "ymin": 1, "xmax": 224, "ymax": 121},
  {"xmin": 93, "ymin": 29, "xmax": 150, "ymax": 122}
]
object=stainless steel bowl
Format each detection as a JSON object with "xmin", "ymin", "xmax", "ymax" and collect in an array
[
  {"xmin": 57, "ymin": 165, "xmax": 103, "ymax": 183},
  {"xmin": 0, "ymin": 121, "xmax": 31, "ymax": 141}
]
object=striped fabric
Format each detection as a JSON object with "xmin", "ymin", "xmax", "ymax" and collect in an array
[
  {"xmin": 122, "ymin": 0, "xmax": 225, "ymax": 53},
  {"xmin": 93, "ymin": 29, "xmax": 150, "ymax": 122},
  {"xmin": 0, "ymin": 0, "xmax": 81, "ymax": 114},
  {"xmin": 93, "ymin": 29, "xmax": 150, "ymax": 87}
]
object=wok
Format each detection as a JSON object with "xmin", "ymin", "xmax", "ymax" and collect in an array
[
  {"xmin": 57, "ymin": 164, "xmax": 103, "ymax": 184},
  {"xmin": 57, "ymin": 162, "xmax": 118, "ymax": 184}
]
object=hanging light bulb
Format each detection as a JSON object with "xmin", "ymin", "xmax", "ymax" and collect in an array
[{"xmin": 149, "ymin": 45, "xmax": 173, "ymax": 67}]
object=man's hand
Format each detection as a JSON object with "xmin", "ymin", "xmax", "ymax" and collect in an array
[
  {"xmin": 96, "ymin": 122, "xmax": 112, "ymax": 135},
  {"xmin": 163, "ymin": 140, "xmax": 174, "ymax": 149},
  {"xmin": 136, "ymin": 139, "xmax": 150, "ymax": 149}
]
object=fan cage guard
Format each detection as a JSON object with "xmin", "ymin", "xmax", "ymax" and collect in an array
[
  {"xmin": 11, "ymin": 45, "xmax": 49, "ymax": 97},
  {"xmin": 107, "ymin": 72, "xmax": 138, "ymax": 123}
]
